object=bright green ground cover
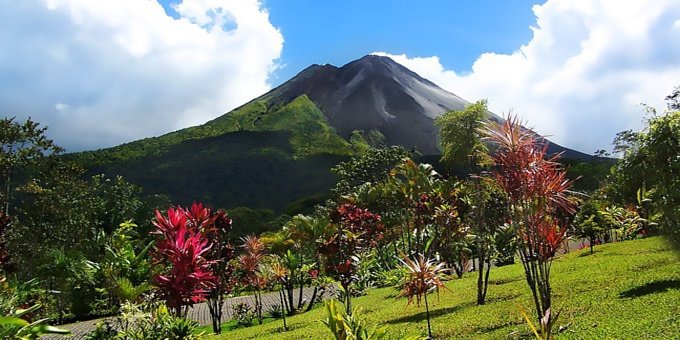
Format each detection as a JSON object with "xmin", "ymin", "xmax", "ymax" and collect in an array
[{"xmin": 212, "ymin": 237, "xmax": 680, "ymax": 339}]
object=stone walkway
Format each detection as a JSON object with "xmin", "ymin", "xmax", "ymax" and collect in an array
[{"xmin": 44, "ymin": 285, "xmax": 335, "ymax": 339}]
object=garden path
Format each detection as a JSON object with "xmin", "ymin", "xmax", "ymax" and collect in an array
[{"xmin": 42, "ymin": 285, "xmax": 335, "ymax": 339}]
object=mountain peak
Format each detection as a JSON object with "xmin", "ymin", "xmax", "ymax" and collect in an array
[{"xmin": 259, "ymin": 55, "xmax": 470, "ymax": 154}]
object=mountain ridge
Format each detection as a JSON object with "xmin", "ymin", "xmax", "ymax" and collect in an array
[{"xmin": 70, "ymin": 54, "xmax": 593, "ymax": 212}]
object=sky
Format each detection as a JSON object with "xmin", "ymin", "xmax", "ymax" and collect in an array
[{"xmin": 2, "ymin": 0, "xmax": 680, "ymax": 154}]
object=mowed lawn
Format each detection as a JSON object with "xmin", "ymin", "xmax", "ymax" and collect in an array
[{"xmin": 212, "ymin": 237, "xmax": 680, "ymax": 339}]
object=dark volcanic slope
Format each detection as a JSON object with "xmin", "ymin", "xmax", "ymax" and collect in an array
[
  {"xmin": 263, "ymin": 55, "xmax": 470, "ymax": 154},
  {"xmin": 260, "ymin": 55, "xmax": 590, "ymax": 159}
]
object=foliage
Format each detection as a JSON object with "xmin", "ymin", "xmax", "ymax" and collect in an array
[
  {"xmin": 460, "ymin": 179, "xmax": 511, "ymax": 305},
  {"xmin": 84, "ymin": 320, "xmax": 117, "ymax": 340},
  {"xmin": 613, "ymin": 104, "xmax": 680, "ymax": 248},
  {"xmin": 69, "ymin": 95, "xmax": 354, "ymax": 215},
  {"xmin": 399, "ymin": 254, "xmax": 448, "ymax": 339},
  {"xmin": 0, "ymin": 117, "xmax": 63, "ymax": 215},
  {"xmin": 114, "ymin": 302, "xmax": 203, "ymax": 340},
  {"xmin": 232, "ymin": 302, "xmax": 256, "ymax": 327},
  {"xmin": 102, "ymin": 221, "xmax": 153, "ymax": 306},
  {"xmin": 374, "ymin": 267, "xmax": 407, "ymax": 288},
  {"xmin": 331, "ymin": 146, "xmax": 411, "ymax": 196},
  {"xmin": 518, "ymin": 305, "xmax": 562, "ymax": 340},
  {"xmin": 484, "ymin": 115, "xmax": 576, "ymax": 336},
  {"xmin": 269, "ymin": 261, "xmax": 289, "ymax": 330},
  {"xmin": 318, "ymin": 203, "xmax": 385, "ymax": 314},
  {"xmin": 322, "ymin": 299, "xmax": 388, "ymax": 340},
  {"xmin": 0, "ymin": 304, "xmax": 70, "ymax": 339},
  {"xmin": 237, "ymin": 235, "xmax": 268, "ymax": 324},
  {"xmin": 434, "ymin": 99, "xmax": 492, "ymax": 173},
  {"xmin": 151, "ymin": 203, "xmax": 217, "ymax": 317},
  {"xmin": 571, "ymin": 199, "xmax": 608, "ymax": 254},
  {"xmin": 205, "ymin": 209, "xmax": 235, "ymax": 334},
  {"xmin": 220, "ymin": 237, "xmax": 678, "ymax": 340}
]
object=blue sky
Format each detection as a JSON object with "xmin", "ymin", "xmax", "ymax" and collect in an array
[
  {"xmin": 260, "ymin": 0, "xmax": 543, "ymax": 84},
  {"xmin": 1, "ymin": 1, "xmax": 679, "ymax": 153}
]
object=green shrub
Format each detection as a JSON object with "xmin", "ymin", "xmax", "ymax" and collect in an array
[
  {"xmin": 232, "ymin": 302, "xmax": 255, "ymax": 327},
  {"xmin": 322, "ymin": 299, "xmax": 387, "ymax": 340}
]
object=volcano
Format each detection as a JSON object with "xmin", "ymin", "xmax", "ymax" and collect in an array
[{"xmin": 73, "ymin": 55, "xmax": 591, "ymax": 215}]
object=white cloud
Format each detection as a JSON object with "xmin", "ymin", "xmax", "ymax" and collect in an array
[
  {"xmin": 375, "ymin": 0, "xmax": 680, "ymax": 154},
  {"xmin": 0, "ymin": 0, "xmax": 283, "ymax": 151}
]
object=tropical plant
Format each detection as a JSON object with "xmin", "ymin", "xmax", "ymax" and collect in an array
[
  {"xmin": 102, "ymin": 221, "xmax": 153, "ymax": 305},
  {"xmin": 434, "ymin": 99, "xmax": 492, "ymax": 173},
  {"xmin": 572, "ymin": 200, "xmax": 607, "ymax": 254},
  {"xmin": 204, "ymin": 209, "xmax": 235, "ymax": 334},
  {"xmin": 270, "ymin": 261, "xmax": 289, "ymax": 331},
  {"xmin": 460, "ymin": 179, "xmax": 509, "ymax": 304},
  {"xmin": 84, "ymin": 320, "xmax": 117, "ymax": 340},
  {"xmin": 484, "ymin": 115, "xmax": 576, "ymax": 337},
  {"xmin": 114, "ymin": 302, "xmax": 203, "ymax": 339},
  {"xmin": 611, "ymin": 90, "xmax": 680, "ymax": 248},
  {"xmin": 232, "ymin": 302, "xmax": 255, "ymax": 327},
  {"xmin": 237, "ymin": 235, "xmax": 267, "ymax": 324},
  {"xmin": 518, "ymin": 305, "xmax": 562, "ymax": 340},
  {"xmin": 321, "ymin": 299, "xmax": 388, "ymax": 340},
  {"xmin": 151, "ymin": 204, "xmax": 216, "ymax": 317},
  {"xmin": 399, "ymin": 254, "xmax": 448, "ymax": 339},
  {"xmin": 318, "ymin": 203, "xmax": 385, "ymax": 315},
  {"xmin": 0, "ymin": 304, "xmax": 70, "ymax": 339}
]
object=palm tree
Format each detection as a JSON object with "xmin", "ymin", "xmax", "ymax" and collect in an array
[{"xmin": 399, "ymin": 254, "xmax": 448, "ymax": 339}]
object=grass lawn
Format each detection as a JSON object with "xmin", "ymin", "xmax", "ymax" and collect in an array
[{"xmin": 210, "ymin": 237, "xmax": 680, "ymax": 339}]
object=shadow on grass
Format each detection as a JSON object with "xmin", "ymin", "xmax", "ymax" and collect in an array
[
  {"xmin": 578, "ymin": 250, "xmax": 597, "ymax": 257},
  {"xmin": 385, "ymin": 301, "xmax": 475, "ymax": 324},
  {"xmin": 489, "ymin": 277, "xmax": 522, "ymax": 285},
  {"xmin": 473, "ymin": 319, "xmax": 524, "ymax": 334},
  {"xmin": 619, "ymin": 279, "xmax": 680, "ymax": 298},
  {"xmin": 485, "ymin": 293, "xmax": 522, "ymax": 303},
  {"xmin": 263, "ymin": 322, "xmax": 303, "ymax": 335}
]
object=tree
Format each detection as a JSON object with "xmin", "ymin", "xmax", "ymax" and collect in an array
[
  {"xmin": 204, "ymin": 210, "xmax": 235, "ymax": 335},
  {"xmin": 613, "ymin": 88, "xmax": 680, "ymax": 248},
  {"xmin": 237, "ymin": 235, "xmax": 267, "ymax": 324},
  {"xmin": 484, "ymin": 115, "xmax": 577, "ymax": 337},
  {"xmin": 151, "ymin": 204, "xmax": 217, "ymax": 317},
  {"xmin": 318, "ymin": 203, "xmax": 385, "ymax": 315},
  {"xmin": 460, "ymin": 179, "xmax": 509, "ymax": 305},
  {"xmin": 0, "ymin": 117, "xmax": 62, "ymax": 215},
  {"xmin": 399, "ymin": 254, "xmax": 448, "ymax": 339},
  {"xmin": 434, "ymin": 100, "xmax": 491, "ymax": 173},
  {"xmin": 270, "ymin": 261, "xmax": 289, "ymax": 331},
  {"xmin": 571, "ymin": 199, "xmax": 606, "ymax": 254},
  {"xmin": 331, "ymin": 146, "xmax": 411, "ymax": 196}
]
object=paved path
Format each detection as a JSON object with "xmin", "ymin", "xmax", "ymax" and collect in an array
[{"xmin": 44, "ymin": 285, "xmax": 335, "ymax": 339}]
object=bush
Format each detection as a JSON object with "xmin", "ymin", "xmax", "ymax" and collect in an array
[
  {"xmin": 374, "ymin": 268, "xmax": 406, "ymax": 288},
  {"xmin": 232, "ymin": 302, "xmax": 255, "ymax": 327},
  {"xmin": 268, "ymin": 303, "xmax": 282, "ymax": 318}
]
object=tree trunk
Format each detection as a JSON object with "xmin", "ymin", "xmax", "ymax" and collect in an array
[
  {"xmin": 477, "ymin": 248, "xmax": 485, "ymax": 304},
  {"xmin": 483, "ymin": 258, "xmax": 491, "ymax": 302},
  {"xmin": 279, "ymin": 288, "xmax": 288, "ymax": 331},
  {"xmin": 424, "ymin": 291, "xmax": 433, "ymax": 339},
  {"xmin": 305, "ymin": 286, "xmax": 319, "ymax": 312},
  {"xmin": 207, "ymin": 294, "xmax": 223, "ymax": 334}
]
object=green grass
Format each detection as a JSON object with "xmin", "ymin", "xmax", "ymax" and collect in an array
[{"xmin": 211, "ymin": 237, "xmax": 680, "ymax": 339}]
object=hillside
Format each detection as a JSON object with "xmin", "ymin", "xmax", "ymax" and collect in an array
[
  {"xmin": 70, "ymin": 55, "xmax": 594, "ymax": 212},
  {"xmin": 215, "ymin": 237, "xmax": 680, "ymax": 339}
]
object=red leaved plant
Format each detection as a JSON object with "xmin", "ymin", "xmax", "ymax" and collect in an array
[
  {"xmin": 484, "ymin": 116, "xmax": 576, "ymax": 338},
  {"xmin": 151, "ymin": 203, "xmax": 217, "ymax": 317},
  {"xmin": 318, "ymin": 203, "xmax": 384, "ymax": 315}
]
